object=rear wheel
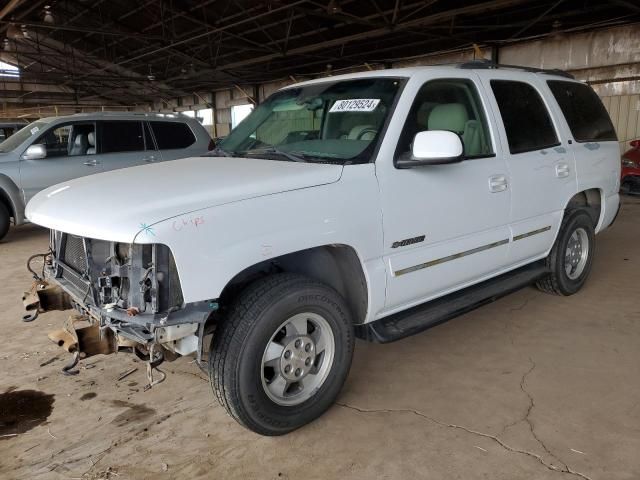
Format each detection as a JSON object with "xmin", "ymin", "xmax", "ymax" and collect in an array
[
  {"xmin": 536, "ymin": 209, "xmax": 595, "ymax": 296},
  {"xmin": 0, "ymin": 202, "xmax": 10, "ymax": 241},
  {"xmin": 209, "ymin": 273, "xmax": 354, "ymax": 435}
]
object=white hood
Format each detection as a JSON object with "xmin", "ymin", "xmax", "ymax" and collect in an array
[{"xmin": 26, "ymin": 156, "xmax": 343, "ymax": 242}]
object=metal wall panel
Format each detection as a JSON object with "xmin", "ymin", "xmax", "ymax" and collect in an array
[{"xmin": 602, "ymin": 94, "xmax": 640, "ymax": 154}]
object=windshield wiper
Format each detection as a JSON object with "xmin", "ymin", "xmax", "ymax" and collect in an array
[{"xmin": 244, "ymin": 147, "xmax": 307, "ymax": 163}]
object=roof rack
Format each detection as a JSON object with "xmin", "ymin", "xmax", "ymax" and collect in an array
[{"xmin": 458, "ymin": 59, "xmax": 575, "ymax": 79}]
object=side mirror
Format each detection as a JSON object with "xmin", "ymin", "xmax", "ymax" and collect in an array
[
  {"xmin": 397, "ymin": 130, "xmax": 463, "ymax": 168},
  {"xmin": 22, "ymin": 144, "xmax": 47, "ymax": 160},
  {"xmin": 630, "ymin": 139, "xmax": 639, "ymax": 148}
]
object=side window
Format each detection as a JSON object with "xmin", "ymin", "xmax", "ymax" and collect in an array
[
  {"xmin": 395, "ymin": 78, "xmax": 493, "ymax": 159},
  {"xmin": 547, "ymin": 80, "xmax": 617, "ymax": 142},
  {"xmin": 36, "ymin": 123, "xmax": 95, "ymax": 158},
  {"xmin": 143, "ymin": 122, "xmax": 156, "ymax": 150},
  {"xmin": 150, "ymin": 122, "xmax": 196, "ymax": 149},
  {"xmin": 490, "ymin": 80, "xmax": 559, "ymax": 154},
  {"xmin": 101, "ymin": 121, "xmax": 144, "ymax": 154}
]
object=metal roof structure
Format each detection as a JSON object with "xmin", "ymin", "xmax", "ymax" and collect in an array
[{"xmin": 0, "ymin": 0, "xmax": 638, "ymax": 109}]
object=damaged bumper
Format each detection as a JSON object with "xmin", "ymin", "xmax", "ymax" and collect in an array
[{"xmin": 22, "ymin": 231, "xmax": 218, "ymax": 383}]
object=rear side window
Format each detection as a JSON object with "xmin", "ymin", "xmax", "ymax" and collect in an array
[
  {"xmin": 547, "ymin": 81, "xmax": 617, "ymax": 142},
  {"xmin": 143, "ymin": 122, "xmax": 156, "ymax": 150},
  {"xmin": 150, "ymin": 122, "xmax": 196, "ymax": 149},
  {"xmin": 101, "ymin": 121, "xmax": 144, "ymax": 153},
  {"xmin": 490, "ymin": 80, "xmax": 559, "ymax": 154}
]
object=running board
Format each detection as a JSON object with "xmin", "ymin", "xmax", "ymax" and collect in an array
[{"xmin": 355, "ymin": 261, "xmax": 548, "ymax": 343}]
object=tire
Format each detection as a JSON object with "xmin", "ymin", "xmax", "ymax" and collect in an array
[
  {"xmin": 209, "ymin": 273, "xmax": 354, "ymax": 436},
  {"xmin": 536, "ymin": 209, "xmax": 596, "ymax": 296},
  {"xmin": 0, "ymin": 202, "xmax": 10, "ymax": 241}
]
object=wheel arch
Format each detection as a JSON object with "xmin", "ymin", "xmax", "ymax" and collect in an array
[
  {"xmin": 217, "ymin": 244, "xmax": 369, "ymax": 325},
  {"xmin": 0, "ymin": 175, "xmax": 23, "ymax": 224},
  {"xmin": 563, "ymin": 188, "xmax": 602, "ymax": 229}
]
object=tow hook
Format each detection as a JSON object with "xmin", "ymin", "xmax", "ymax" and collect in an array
[
  {"xmin": 47, "ymin": 314, "xmax": 116, "ymax": 375},
  {"xmin": 22, "ymin": 280, "xmax": 72, "ymax": 322},
  {"xmin": 135, "ymin": 344, "xmax": 166, "ymax": 390}
]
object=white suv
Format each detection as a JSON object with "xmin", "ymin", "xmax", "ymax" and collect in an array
[{"xmin": 23, "ymin": 62, "xmax": 620, "ymax": 436}]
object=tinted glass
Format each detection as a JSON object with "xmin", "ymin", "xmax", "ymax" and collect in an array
[
  {"xmin": 547, "ymin": 80, "xmax": 617, "ymax": 142},
  {"xmin": 143, "ymin": 122, "xmax": 156, "ymax": 150},
  {"xmin": 491, "ymin": 80, "xmax": 559, "ymax": 154},
  {"xmin": 150, "ymin": 122, "xmax": 196, "ymax": 149},
  {"xmin": 102, "ymin": 121, "xmax": 144, "ymax": 153},
  {"xmin": 36, "ymin": 123, "xmax": 95, "ymax": 158},
  {"xmin": 395, "ymin": 78, "xmax": 493, "ymax": 159}
]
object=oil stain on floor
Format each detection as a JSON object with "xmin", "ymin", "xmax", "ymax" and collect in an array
[
  {"xmin": 110, "ymin": 400, "xmax": 155, "ymax": 427},
  {"xmin": 0, "ymin": 387, "xmax": 55, "ymax": 437}
]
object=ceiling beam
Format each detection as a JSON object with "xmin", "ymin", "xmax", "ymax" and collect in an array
[{"xmin": 0, "ymin": 19, "xmax": 164, "ymax": 40}]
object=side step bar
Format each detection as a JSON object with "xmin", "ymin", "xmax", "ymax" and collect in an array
[{"xmin": 355, "ymin": 261, "xmax": 548, "ymax": 343}]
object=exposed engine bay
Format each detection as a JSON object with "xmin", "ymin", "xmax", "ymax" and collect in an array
[{"xmin": 22, "ymin": 230, "xmax": 216, "ymax": 387}]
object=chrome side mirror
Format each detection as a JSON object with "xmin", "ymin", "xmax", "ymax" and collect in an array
[
  {"xmin": 397, "ymin": 130, "xmax": 463, "ymax": 168},
  {"xmin": 22, "ymin": 144, "xmax": 47, "ymax": 160}
]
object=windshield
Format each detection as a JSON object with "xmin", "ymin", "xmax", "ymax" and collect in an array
[
  {"xmin": 0, "ymin": 121, "xmax": 49, "ymax": 153},
  {"xmin": 218, "ymin": 77, "xmax": 404, "ymax": 164}
]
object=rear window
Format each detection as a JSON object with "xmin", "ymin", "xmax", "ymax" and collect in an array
[
  {"xmin": 101, "ymin": 121, "xmax": 144, "ymax": 153},
  {"xmin": 490, "ymin": 80, "xmax": 559, "ymax": 154},
  {"xmin": 150, "ymin": 122, "xmax": 196, "ymax": 149},
  {"xmin": 547, "ymin": 80, "xmax": 617, "ymax": 142}
]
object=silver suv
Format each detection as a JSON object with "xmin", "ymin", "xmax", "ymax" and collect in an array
[{"xmin": 0, "ymin": 112, "xmax": 213, "ymax": 241}]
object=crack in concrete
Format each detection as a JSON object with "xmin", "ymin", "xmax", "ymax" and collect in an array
[
  {"xmin": 519, "ymin": 359, "xmax": 568, "ymax": 470},
  {"xmin": 503, "ymin": 292, "xmax": 542, "ymax": 346},
  {"xmin": 335, "ymin": 400, "xmax": 593, "ymax": 480}
]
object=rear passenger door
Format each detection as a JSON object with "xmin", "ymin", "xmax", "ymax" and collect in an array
[
  {"xmin": 479, "ymin": 73, "xmax": 577, "ymax": 266},
  {"xmin": 98, "ymin": 120, "xmax": 158, "ymax": 172},
  {"xmin": 149, "ymin": 121, "xmax": 198, "ymax": 161},
  {"xmin": 546, "ymin": 80, "xmax": 619, "ymax": 211}
]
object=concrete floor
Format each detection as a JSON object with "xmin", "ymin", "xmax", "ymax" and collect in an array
[{"xmin": 1, "ymin": 199, "xmax": 639, "ymax": 480}]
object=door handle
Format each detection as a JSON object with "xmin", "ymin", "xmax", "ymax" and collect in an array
[
  {"xmin": 144, "ymin": 155, "xmax": 156, "ymax": 163},
  {"xmin": 555, "ymin": 163, "xmax": 570, "ymax": 178},
  {"xmin": 488, "ymin": 174, "xmax": 508, "ymax": 193},
  {"xmin": 83, "ymin": 159, "xmax": 99, "ymax": 166}
]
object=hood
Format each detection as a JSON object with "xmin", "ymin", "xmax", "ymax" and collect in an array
[{"xmin": 26, "ymin": 156, "xmax": 343, "ymax": 242}]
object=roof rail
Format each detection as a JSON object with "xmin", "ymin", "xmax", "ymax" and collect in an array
[{"xmin": 458, "ymin": 59, "xmax": 574, "ymax": 79}]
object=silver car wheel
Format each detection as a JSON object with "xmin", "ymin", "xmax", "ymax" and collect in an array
[
  {"xmin": 260, "ymin": 312, "xmax": 335, "ymax": 406},
  {"xmin": 564, "ymin": 227, "xmax": 589, "ymax": 280}
]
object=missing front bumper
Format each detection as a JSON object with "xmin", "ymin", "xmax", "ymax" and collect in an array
[{"xmin": 22, "ymin": 280, "xmax": 72, "ymax": 322}]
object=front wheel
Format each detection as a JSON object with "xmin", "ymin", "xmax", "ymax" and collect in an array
[
  {"xmin": 209, "ymin": 273, "xmax": 354, "ymax": 435},
  {"xmin": 0, "ymin": 202, "xmax": 10, "ymax": 241},
  {"xmin": 536, "ymin": 209, "xmax": 596, "ymax": 295}
]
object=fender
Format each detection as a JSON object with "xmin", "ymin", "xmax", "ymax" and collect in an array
[
  {"xmin": 135, "ymin": 164, "xmax": 387, "ymax": 322},
  {"xmin": 0, "ymin": 174, "xmax": 25, "ymax": 225}
]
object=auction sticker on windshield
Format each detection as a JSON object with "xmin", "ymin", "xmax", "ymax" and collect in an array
[{"xmin": 330, "ymin": 99, "xmax": 380, "ymax": 112}]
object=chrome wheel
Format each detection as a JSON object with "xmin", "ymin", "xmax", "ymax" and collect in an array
[
  {"xmin": 564, "ymin": 227, "xmax": 589, "ymax": 280},
  {"xmin": 261, "ymin": 312, "xmax": 335, "ymax": 406}
]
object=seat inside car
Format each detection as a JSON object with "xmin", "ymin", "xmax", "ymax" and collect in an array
[
  {"xmin": 86, "ymin": 132, "xmax": 96, "ymax": 155},
  {"xmin": 426, "ymin": 102, "xmax": 482, "ymax": 155},
  {"xmin": 68, "ymin": 133, "xmax": 88, "ymax": 156}
]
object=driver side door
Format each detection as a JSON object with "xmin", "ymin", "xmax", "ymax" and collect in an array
[
  {"xmin": 377, "ymin": 75, "xmax": 512, "ymax": 314},
  {"xmin": 19, "ymin": 121, "xmax": 103, "ymax": 204}
]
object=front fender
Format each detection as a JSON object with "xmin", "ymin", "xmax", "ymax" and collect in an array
[{"xmin": 139, "ymin": 164, "xmax": 384, "ymax": 310}]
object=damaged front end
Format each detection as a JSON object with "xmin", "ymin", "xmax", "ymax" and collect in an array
[{"xmin": 22, "ymin": 230, "xmax": 216, "ymax": 386}]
